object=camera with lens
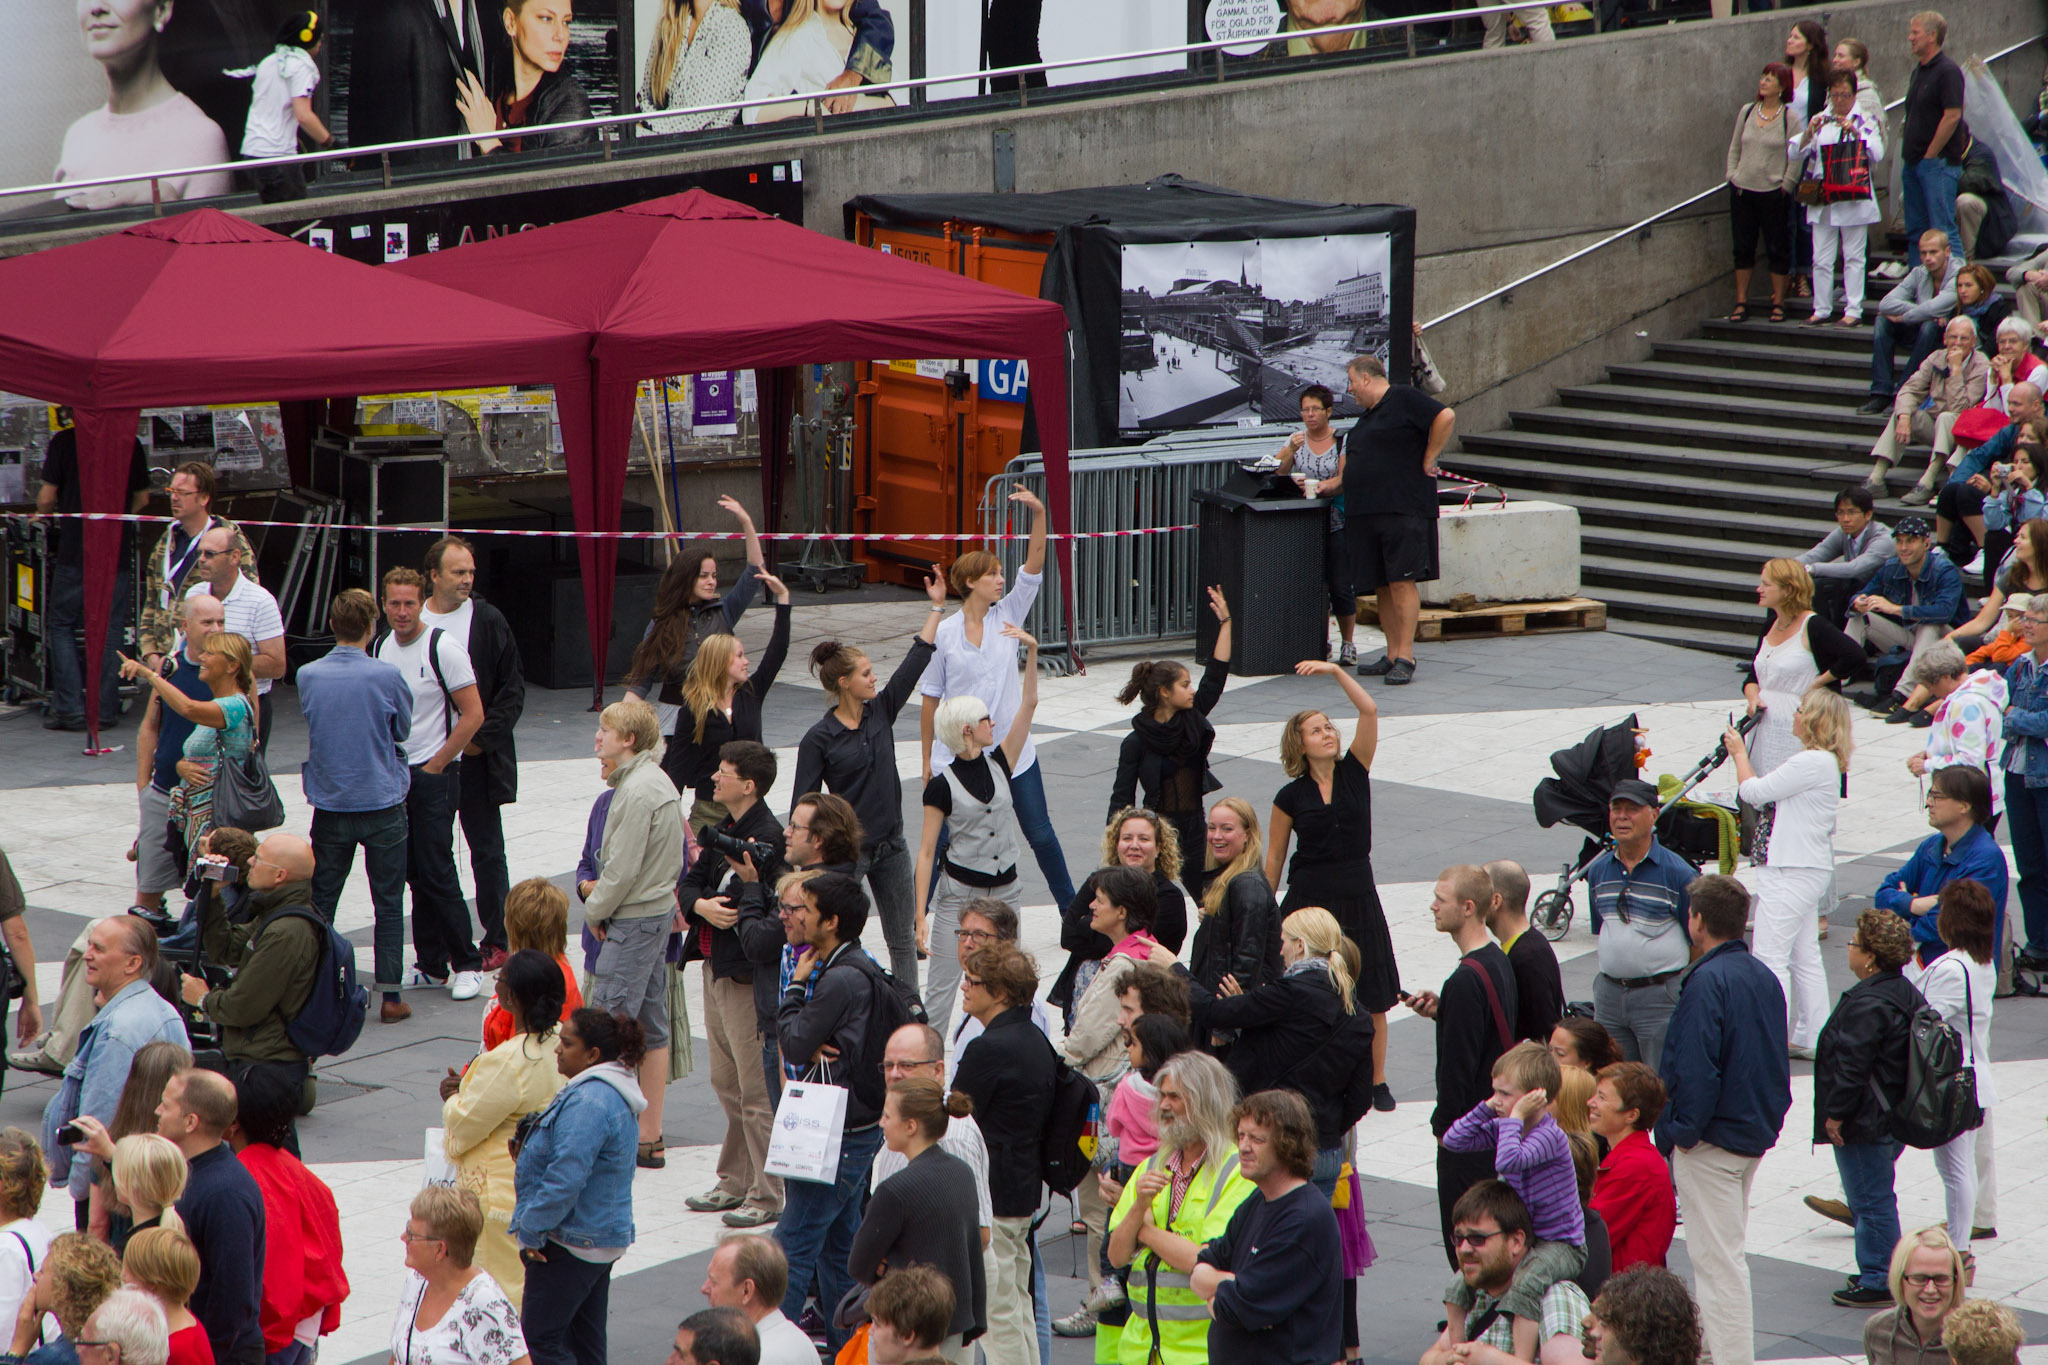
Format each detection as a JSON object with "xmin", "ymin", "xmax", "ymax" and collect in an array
[
  {"xmin": 197, "ymin": 859, "xmax": 240, "ymax": 883},
  {"xmin": 700, "ymin": 826, "xmax": 776, "ymax": 866}
]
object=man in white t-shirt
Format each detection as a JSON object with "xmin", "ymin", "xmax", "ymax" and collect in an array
[
  {"xmin": 239, "ymin": 17, "xmax": 332, "ymax": 203},
  {"xmin": 698, "ymin": 1234, "xmax": 817, "ymax": 1365},
  {"xmin": 374, "ymin": 568, "xmax": 486, "ymax": 1002},
  {"xmin": 184, "ymin": 527, "xmax": 286, "ymax": 752}
]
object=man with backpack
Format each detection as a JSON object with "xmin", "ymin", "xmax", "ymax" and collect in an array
[
  {"xmin": 181, "ymin": 833, "xmax": 324, "ymax": 1142},
  {"xmin": 374, "ymin": 567, "xmax": 486, "ymax": 1003},
  {"xmin": 952, "ymin": 942, "xmax": 1058, "ymax": 1365},
  {"xmin": 774, "ymin": 871, "xmax": 913, "ymax": 1354}
]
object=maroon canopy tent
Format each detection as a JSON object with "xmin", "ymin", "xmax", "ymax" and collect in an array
[
  {"xmin": 0, "ymin": 209, "xmax": 593, "ymax": 749},
  {"xmin": 392, "ymin": 190, "xmax": 1075, "ymax": 705}
]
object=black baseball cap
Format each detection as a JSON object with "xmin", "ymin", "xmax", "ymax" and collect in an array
[{"xmin": 1609, "ymin": 779, "xmax": 1661, "ymax": 808}]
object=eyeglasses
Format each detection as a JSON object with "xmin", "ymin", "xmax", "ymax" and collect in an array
[
  {"xmin": 1846, "ymin": 939, "xmax": 1864, "ymax": 950},
  {"xmin": 777, "ymin": 900, "xmax": 806, "ymax": 915},
  {"xmin": 880, "ymin": 1058, "xmax": 941, "ymax": 1075},
  {"xmin": 195, "ymin": 548, "xmax": 228, "ymax": 559},
  {"xmin": 1903, "ymin": 1273, "xmax": 1955, "ymax": 1288},
  {"xmin": 962, "ymin": 976, "xmax": 985, "ymax": 990},
  {"xmin": 399, "ymin": 1230, "xmax": 445, "ymax": 1245},
  {"xmin": 957, "ymin": 927, "xmax": 997, "ymax": 945},
  {"xmin": 1450, "ymin": 1229, "xmax": 1504, "ymax": 1249},
  {"xmin": 73, "ymin": 1342, "xmax": 117, "ymax": 1358}
]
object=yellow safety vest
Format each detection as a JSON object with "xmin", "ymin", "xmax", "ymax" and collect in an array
[{"xmin": 1113, "ymin": 1150, "xmax": 1254, "ymax": 1365}]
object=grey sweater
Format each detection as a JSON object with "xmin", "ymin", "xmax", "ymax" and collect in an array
[
  {"xmin": 1726, "ymin": 102, "xmax": 1793, "ymax": 191},
  {"xmin": 1801, "ymin": 522, "xmax": 1897, "ymax": 581},
  {"xmin": 846, "ymin": 1145, "xmax": 987, "ymax": 1341}
]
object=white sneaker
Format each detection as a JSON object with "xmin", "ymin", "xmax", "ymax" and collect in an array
[
  {"xmin": 1965, "ymin": 550, "xmax": 1986, "ymax": 576},
  {"xmin": 406, "ymin": 967, "xmax": 448, "ymax": 989},
  {"xmin": 450, "ymin": 971, "xmax": 485, "ymax": 1002}
]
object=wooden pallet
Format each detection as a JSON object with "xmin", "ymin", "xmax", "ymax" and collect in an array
[{"xmin": 1354, "ymin": 595, "xmax": 1607, "ymax": 641}]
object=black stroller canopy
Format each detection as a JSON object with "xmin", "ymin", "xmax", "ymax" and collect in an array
[{"xmin": 1533, "ymin": 713, "xmax": 1642, "ymax": 838}]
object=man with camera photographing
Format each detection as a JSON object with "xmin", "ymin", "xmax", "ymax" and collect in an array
[
  {"xmin": 680, "ymin": 740, "xmax": 789, "ymax": 1228},
  {"xmin": 41, "ymin": 916, "xmax": 186, "ymax": 1230},
  {"xmin": 182, "ymin": 832, "xmax": 322, "ymax": 1126}
]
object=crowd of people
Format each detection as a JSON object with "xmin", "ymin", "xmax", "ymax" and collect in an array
[{"xmin": 8, "ymin": 287, "xmax": 2043, "ymax": 1365}]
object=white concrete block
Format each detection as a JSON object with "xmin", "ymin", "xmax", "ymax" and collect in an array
[{"xmin": 1422, "ymin": 499, "xmax": 1581, "ymax": 606}]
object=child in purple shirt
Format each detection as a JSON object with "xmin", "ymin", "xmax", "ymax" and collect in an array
[{"xmin": 1441, "ymin": 1041, "xmax": 1588, "ymax": 1358}]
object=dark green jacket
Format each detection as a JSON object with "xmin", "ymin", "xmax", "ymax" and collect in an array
[{"xmin": 202, "ymin": 880, "xmax": 319, "ymax": 1064}]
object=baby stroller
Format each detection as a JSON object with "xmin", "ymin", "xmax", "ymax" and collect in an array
[{"xmin": 1526, "ymin": 711, "xmax": 1758, "ymax": 941}]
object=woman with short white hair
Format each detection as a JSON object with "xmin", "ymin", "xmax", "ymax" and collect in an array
[{"xmin": 79, "ymin": 1289, "xmax": 168, "ymax": 1365}]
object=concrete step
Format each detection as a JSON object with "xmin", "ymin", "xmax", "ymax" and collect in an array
[
  {"xmin": 1605, "ymin": 613, "xmax": 1758, "ymax": 659},
  {"xmin": 1458, "ymin": 429, "xmax": 1857, "ymax": 492},
  {"xmin": 1555, "ymin": 383, "xmax": 1886, "ymax": 438},
  {"xmin": 1507, "ymin": 406, "xmax": 1875, "ymax": 460},
  {"xmin": 1581, "ymin": 525, "xmax": 1815, "ymax": 574},
  {"xmin": 1592, "ymin": 584, "xmax": 1766, "ymax": 652},
  {"xmin": 1604, "ymin": 361, "xmax": 1870, "ymax": 406},
  {"xmin": 1493, "ymin": 489, "xmax": 1827, "ymax": 546},
  {"xmin": 1652, "ymin": 338, "xmax": 1870, "ymax": 376},
  {"xmin": 1582, "ymin": 553, "xmax": 1766, "ymax": 605},
  {"xmin": 1698, "ymin": 317, "xmax": 1879, "ymax": 353}
]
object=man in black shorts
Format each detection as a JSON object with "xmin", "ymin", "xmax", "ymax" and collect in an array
[{"xmin": 1343, "ymin": 356, "xmax": 1455, "ymax": 685}]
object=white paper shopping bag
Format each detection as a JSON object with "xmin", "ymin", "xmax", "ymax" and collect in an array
[
  {"xmin": 423, "ymin": 1127, "xmax": 457, "ymax": 1188},
  {"xmin": 764, "ymin": 1080, "xmax": 848, "ymax": 1184}
]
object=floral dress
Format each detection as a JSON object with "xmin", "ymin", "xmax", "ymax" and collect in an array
[{"xmin": 389, "ymin": 1269, "xmax": 527, "ymax": 1365}]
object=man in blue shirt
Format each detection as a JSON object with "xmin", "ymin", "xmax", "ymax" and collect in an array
[
  {"xmin": 1657, "ymin": 874, "xmax": 1790, "ymax": 1365},
  {"xmin": 297, "ymin": 588, "xmax": 414, "ymax": 1022},
  {"xmin": 1587, "ymin": 780, "xmax": 1696, "ymax": 1071},
  {"xmin": 1849, "ymin": 516, "xmax": 1968, "ymax": 721}
]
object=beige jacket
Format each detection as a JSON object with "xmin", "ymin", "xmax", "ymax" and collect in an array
[
  {"xmin": 1893, "ymin": 347, "xmax": 1992, "ymax": 418},
  {"xmin": 585, "ymin": 742, "xmax": 688, "ymax": 923},
  {"xmin": 443, "ymin": 1031, "xmax": 563, "ymax": 1311}
]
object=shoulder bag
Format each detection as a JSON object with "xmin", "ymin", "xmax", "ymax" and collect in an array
[{"xmin": 211, "ymin": 701, "xmax": 285, "ymax": 833}]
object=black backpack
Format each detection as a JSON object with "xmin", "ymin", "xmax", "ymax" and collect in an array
[
  {"xmin": 824, "ymin": 948, "xmax": 926, "ymax": 1112},
  {"xmin": 263, "ymin": 907, "xmax": 370, "ymax": 1059},
  {"xmin": 1873, "ymin": 974, "xmax": 1982, "ymax": 1150},
  {"xmin": 1040, "ymin": 1051, "xmax": 1100, "ymax": 1196}
]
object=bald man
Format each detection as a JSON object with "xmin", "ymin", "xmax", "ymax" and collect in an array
[
  {"xmin": 159, "ymin": 1068, "xmax": 267, "ymax": 1365},
  {"xmin": 183, "ymin": 834, "xmax": 322, "ymax": 1119},
  {"xmin": 41, "ymin": 915, "xmax": 187, "ymax": 1222},
  {"xmin": 183, "ymin": 526, "xmax": 285, "ymax": 752}
]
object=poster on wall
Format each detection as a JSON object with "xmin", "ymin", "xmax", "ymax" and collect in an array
[
  {"xmin": 629, "ymin": 0, "xmax": 909, "ymax": 136},
  {"xmin": 1117, "ymin": 233, "xmax": 1392, "ymax": 433}
]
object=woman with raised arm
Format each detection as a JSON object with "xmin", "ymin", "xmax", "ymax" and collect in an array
[
  {"xmin": 1107, "ymin": 587, "xmax": 1231, "ymax": 903},
  {"xmin": 119, "ymin": 634, "xmax": 256, "ymax": 868},
  {"xmin": 915, "ymin": 624, "xmax": 1041, "ymax": 1037},
  {"xmin": 919, "ymin": 490, "xmax": 1075, "ymax": 914},
  {"xmin": 1265, "ymin": 659, "xmax": 1397, "ymax": 1111},
  {"xmin": 623, "ymin": 496, "xmax": 768, "ymax": 754},
  {"xmin": 789, "ymin": 569, "xmax": 946, "ymax": 983},
  {"xmin": 651, "ymin": 573, "xmax": 792, "ymax": 832}
]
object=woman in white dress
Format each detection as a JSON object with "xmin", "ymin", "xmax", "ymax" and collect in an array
[
  {"xmin": 1727, "ymin": 686, "xmax": 1855, "ymax": 1058},
  {"xmin": 1912, "ymin": 882, "xmax": 1998, "ymax": 1251},
  {"xmin": 740, "ymin": 0, "xmax": 894, "ymax": 123}
]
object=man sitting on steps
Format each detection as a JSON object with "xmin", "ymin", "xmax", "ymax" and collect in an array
[
  {"xmin": 1858, "ymin": 230, "xmax": 1961, "ymax": 417},
  {"xmin": 1801, "ymin": 488, "xmax": 1896, "ymax": 627},
  {"xmin": 1847, "ymin": 516, "xmax": 1969, "ymax": 722}
]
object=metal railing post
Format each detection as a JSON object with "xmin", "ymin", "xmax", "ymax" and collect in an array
[{"xmin": 380, "ymin": 151, "xmax": 392, "ymax": 189}]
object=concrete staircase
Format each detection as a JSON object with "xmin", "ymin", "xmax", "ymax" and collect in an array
[{"xmin": 1449, "ymin": 312, "xmax": 1914, "ymax": 658}]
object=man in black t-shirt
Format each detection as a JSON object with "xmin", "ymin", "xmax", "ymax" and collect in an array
[
  {"xmin": 1342, "ymin": 355, "xmax": 1455, "ymax": 686},
  {"xmin": 34, "ymin": 412, "xmax": 153, "ymax": 731},
  {"xmin": 1484, "ymin": 858, "xmax": 1564, "ymax": 1044},
  {"xmin": 1901, "ymin": 12, "xmax": 1968, "ymax": 252}
]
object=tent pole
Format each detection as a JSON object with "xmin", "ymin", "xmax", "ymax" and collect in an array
[{"xmin": 636, "ymin": 379, "xmax": 677, "ymax": 563}]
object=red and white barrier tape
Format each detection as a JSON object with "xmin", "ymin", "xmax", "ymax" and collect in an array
[{"xmin": 2, "ymin": 511, "xmax": 1194, "ymax": 542}]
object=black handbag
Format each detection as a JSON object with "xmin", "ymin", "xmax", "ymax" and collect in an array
[{"xmin": 212, "ymin": 716, "xmax": 284, "ymax": 833}]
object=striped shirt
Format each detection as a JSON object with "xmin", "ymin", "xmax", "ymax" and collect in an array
[
  {"xmin": 1443, "ymin": 1102, "xmax": 1585, "ymax": 1245},
  {"xmin": 1587, "ymin": 840, "xmax": 1694, "ymax": 979}
]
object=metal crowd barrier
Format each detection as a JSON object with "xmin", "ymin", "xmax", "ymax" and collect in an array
[{"xmin": 982, "ymin": 429, "xmax": 1311, "ymax": 662}]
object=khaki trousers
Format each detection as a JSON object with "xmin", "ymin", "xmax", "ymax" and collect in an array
[
  {"xmin": 703, "ymin": 966, "xmax": 780, "ymax": 1212},
  {"xmin": 984, "ymin": 1215, "xmax": 1040, "ymax": 1365},
  {"xmin": 1673, "ymin": 1142, "xmax": 1761, "ymax": 1365}
]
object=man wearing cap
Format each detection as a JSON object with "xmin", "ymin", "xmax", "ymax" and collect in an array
[
  {"xmin": 1587, "ymin": 779, "xmax": 1696, "ymax": 1071},
  {"xmin": 1848, "ymin": 516, "xmax": 1968, "ymax": 723}
]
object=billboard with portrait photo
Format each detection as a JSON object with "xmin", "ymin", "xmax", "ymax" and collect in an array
[{"xmin": 630, "ymin": 0, "xmax": 909, "ymax": 136}]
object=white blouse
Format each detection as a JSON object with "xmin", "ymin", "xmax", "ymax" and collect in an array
[
  {"xmin": 390, "ymin": 1270, "xmax": 527, "ymax": 1365},
  {"xmin": 919, "ymin": 569, "xmax": 1043, "ymax": 777},
  {"xmin": 1911, "ymin": 949, "xmax": 1997, "ymax": 1107},
  {"xmin": 1790, "ymin": 110, "xmax": 1886, "ymax": 228},
  {"xmin": 1736, "ymin": 747, "xmax": 1839, "ymax": 869}
]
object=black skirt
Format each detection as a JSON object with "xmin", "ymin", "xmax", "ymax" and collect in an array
[{"xmin": 1282, "ymin": 877, "xmax": 1401, "ymax": 1014}]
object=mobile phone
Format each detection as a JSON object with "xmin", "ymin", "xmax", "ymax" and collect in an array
[{"xmin": 55, "ymin": 1123, "xmax": 83, "ymax": 1146}]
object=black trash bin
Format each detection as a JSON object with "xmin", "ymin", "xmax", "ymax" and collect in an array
[{"xmin": 1193, "ymin": 479, "xmax": 1330, "ymax": 676}]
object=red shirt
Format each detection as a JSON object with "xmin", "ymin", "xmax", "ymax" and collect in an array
[
  {"xmin": 238, "ymin": 1144, "xmax": 349, "ymax": 1351},
  {"xmin": 1590, "ymin": 1129, "xmax": 1677, "ymax": 1271},
  {"xmin": 480, "ymin": 953, "xmax": 583, "ymax": 1053},
  {"xmin": 168, "ymin": 1322, "xmax": 214, "ymax": 1365}
]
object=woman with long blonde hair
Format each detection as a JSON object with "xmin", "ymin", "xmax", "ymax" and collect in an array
[
  {"xmin": 740, "ymin": 0, "xmax": 897, "ymax": 123},
  {"xmin": 638, "ymin": 0, "xmax": 751, "ymax": 134},
  {"xmin": 1727, "ymin": 685, "xmax": 1853, "ymax": 1057},
  {"xmin": 120, "ymin": 632, "xmax": 256, "ymax": 868},
  {"xmin": 1189, "ymin": 797, "xmax": 1280, "ymax": 1000},
  {"xmin": 650, "ymin": 573, "xmax": 790, "ymax": 834}
]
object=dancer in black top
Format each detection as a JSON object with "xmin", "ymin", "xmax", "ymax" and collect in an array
[
  {"xmin": 658, "ymin": 573, "xmax": 792, "ymax": 832},
  {"xmin": 789, "ymin": 569, "xmax": 945, "ymax": 983},
  {"xmin": 1108, "ymin": 586, "xmax": 1232, "ymax": 904},
  {"xmin": 1267, "ymin": 659, "xmax": 1398, "ymax": 1112}
]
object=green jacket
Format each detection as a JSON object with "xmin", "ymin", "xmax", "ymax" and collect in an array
[{"xmin": 202, "ymin": 880, "xmax": 319, "ymax": 1064}]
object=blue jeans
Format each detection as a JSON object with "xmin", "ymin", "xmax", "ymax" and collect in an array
[
  {"xmin": 310, "ymin": 803, "xmax": 409, "ymax": 989},
  {"xmin": 775, "ymin": 1122, "xmax": 884, "ymax": 1353},
  {"xmin": 2004, "ymin": 772, "xmax": 2048, "ymax": 956},
  {"xmin": 1869, "ymin": 313, "xmax": 1945, "ymax": 399},
  {"xmin": 1902, "ymin": 157, "xmax": 1963, "ymax": 251},
  {"xmin": 1834, "ymin": 1139, "xmax": 1902, "ymax": 1290},
  {"xmin": 45, "ymin": 561, "xmax": 128, "ymax": 723},
  {"xmin": 1032, "ymin": 1224, "xmax": 1051, "ymax": 1365}
]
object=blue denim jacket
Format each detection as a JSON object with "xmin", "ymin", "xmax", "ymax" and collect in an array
[
  {"xmin": 1854, "ymin": 552, "xmax": 1968, "ymax": 628},
  {"xmin": 42, "ymin": 979, "xmax": 189, "ymax": 1200},
  {"xmin": 508, "ymin": 1062, "xmax": 644, "ymax": 1253},
  {"xmin": 2001, "ymin": 650, "xmax": 2048, "ymax": 788}
]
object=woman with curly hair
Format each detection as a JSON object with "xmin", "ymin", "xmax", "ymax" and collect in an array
[
  {"xmin": 1050, "ymin": 807, "xmax": 1188, "ymax": 1022},
  {"xmin": 1587, "ymin": 1266, "xmax": 1701, "ymax": 1365},
  {"xmin": 1, "ymin": 1232, "xmax": 122, "ymax": 1365}
]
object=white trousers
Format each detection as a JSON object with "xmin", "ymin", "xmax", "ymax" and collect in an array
[
  {"xmin": 1673, "ymin": 1143, "xmax": 1761, "ymax": 1365},
  {"xmin": 1751, "ymin": 864, "xmax": 1832, "ymax": 1051},
  {"xmin": 1810, "ymin": 221, "xmax": 1868, "ymax": 320},
  {"xmin": 1932, "ymin": 1126, "xmax": 1976, "ymax": 1249},
  {"xmin": 1481, "ymin": 5, "xmax": 1554, "ymax": 45},
  {"xmin": 984, "ymin": 1215, "xmax": 1040, "ymax": 1365}
]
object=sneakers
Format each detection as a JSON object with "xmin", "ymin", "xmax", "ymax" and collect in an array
[
  {"xmin": 5, "ymin": 1048, "xmax": 63, "ymax": 1077},
  {"xmin": 1910, "ymin": 710, "xmax": 1934, "ymax": 729},
  {"xmin": 1873, "ymin": 261, "xmax": 1908, "ymax": 280},
  {"xmin": 1337, "ymin": 642, "xmax": 1358, "ymax": 668},
  {"xmin": 1804, "ymin": 1195, "xmax": 1853, "ymax": 1226},
  {"xmin": 1885, "ymin": 705, "xmax": 1918, "ymax": 725},
  {"xmin": 1833, "ymin": 1284, "xmax": 1894, "ymax": 1307},
  {"xmin": 1964, "ymin": 550, "xmax": 1987, "ymax": 576},
  {"xmin": 450, "ymin": 971, "xmax": 484, "ymax": 1002},
  {"xmin": 479, "ymin": 946, "xmax": 510, "ymax": 972},
  {"xmin": 407, "ymin": 967, "xmax": 448, "ymax": 989},
  {"xmin": 1899, "ymin": 482, "xmax": 1937, "ymax": 506},
  {"xmin": 1052, "ymin": 1307, "xmax": 1098, "ymax": 1337},
  {"xmin": 722, "ymin": 1206, "xmax": 778, "ymax": 1228},
  {"xmin": 1372, "ymin": 1082, "xmax": 1397, "ymax": 1113},
  {"xmin": 686, "ymin": 1189, "xmax": 746, "ymax": 1213}
]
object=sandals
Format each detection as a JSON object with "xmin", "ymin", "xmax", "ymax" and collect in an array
[
  {"xmin": 637, "ymin": 1141, "xmax": 667, "ymax": 1170},
  {"xmin": 1769, "ymin": 303, "xmax": 1787, "ymax": 323},
  {"xmin": 1728, "ymin": 303, "xmax": 1751, "ymax": 323}
]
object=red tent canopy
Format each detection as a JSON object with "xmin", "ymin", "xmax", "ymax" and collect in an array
[
  {"xmin": 0, "ymin": 208, "xmax": 593, "ymax": 746},
  {"xmin": 392, "ymin": 189, "xmax": 1075, "ymax": 703}
]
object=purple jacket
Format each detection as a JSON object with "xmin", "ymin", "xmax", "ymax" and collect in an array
[
  {"xmin": 1443, "ymin": 1101, "xmax": 1585, "ymax": 1245},
  {"xmin": 577, "ymin": 790, "xmax": 615, "ymax": 973}
]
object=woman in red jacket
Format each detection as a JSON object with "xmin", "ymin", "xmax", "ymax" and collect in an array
[{"xmin": 1587, "ymin": 1062, "xmax": 1678, "ymax": 1272}]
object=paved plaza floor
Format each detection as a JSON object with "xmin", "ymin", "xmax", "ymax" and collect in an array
[{"xmin": 2, "ymin": 587, "xmax": 2045, "ymax": 1365}]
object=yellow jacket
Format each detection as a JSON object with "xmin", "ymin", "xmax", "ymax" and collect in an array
[{"xmin": 443, "ymin": 1031, "xmax": 563, "ymax": 1309}]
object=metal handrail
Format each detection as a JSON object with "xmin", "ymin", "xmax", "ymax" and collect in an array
[
  {"xmin": 1422, "ymin": 32, "xmax": 2044, "ymax": 330},
  {"xmin": 2, "ymin": 0, "xmax": 1601, "ymax": 206}
]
